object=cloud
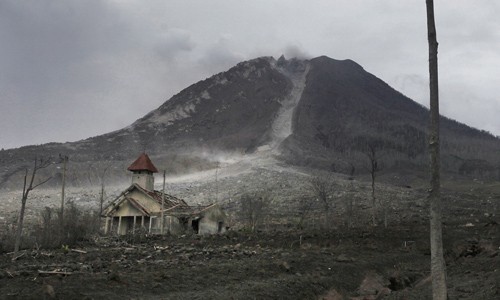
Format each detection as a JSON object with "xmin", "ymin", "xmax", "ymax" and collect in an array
[
  {"xmin": 0, "ymin": 0, "xmax": 200, "ymax": 149},
  {"xmin": 197, "ymin": 35, "xmax": 246, "ymax": 75},
  {"xmin": 282, "ymin": 43, "xmax": 311, "ymax": 60},
  {"xmin": 0, "ymin": 0, "xmax": 499, "ymax": 149},
  {"xmin": 153, "ymin": 28, "xmax": 196, "ymax": 60},
  {"xmin": 392, "ymin": 74, "xmax": 428, "ymax": 106}
]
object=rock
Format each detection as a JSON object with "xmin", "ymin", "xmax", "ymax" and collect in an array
[
  {"xmin": 280, "ymin": 261, "xmax": 291, "ymax": 272},
  {"xmin": 357, "ymin": 271, "xmax": 390, "ymax": 297},
  {"xmin": 43, "ymin": 283, "xmax": 56, "ymax": 299},
  {"xmin": 320, "ymin": 288, "xmax": 344, "ymax": 300}
]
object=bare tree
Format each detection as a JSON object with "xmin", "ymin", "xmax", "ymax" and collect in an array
[
  {"xmin": 426, "ymin": 0, "xmax": 448, "ymax": 298},
  {"xmin": 362, "ymin": 143, "xmax": 383, "ymax": 227},
  {"xmin": 14, "ymin": 157, "xmax": 53, "ymax": 253},
  {"xmin": 343, "ymin": 181, "xmax": 357, "ymax": 229},
  {"xmin": 296, "ymin": 196, "xmax": 315, "ymax": 229},
  {"xmin": 310, "ymin": 176, "xmax": 337, "ymax": 228},
  {"xmin": 86, "ymin": 163, "xmax": 95, "ymax": 186},
  {"xmin": 310, "ymin": 176, "xmax": 334, "ymax": 212},
  {"xmin": 239, "ymin": 192, "xmax": 270, "ymax": 232},
  {"xmin": 59, "ymin": 155, "xmax": 68, "ymax": 230}
]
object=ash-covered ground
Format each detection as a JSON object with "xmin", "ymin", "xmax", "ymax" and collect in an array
[{"xmin": 1, "ymin": 152, "xmax": 499, "ymax": 299}]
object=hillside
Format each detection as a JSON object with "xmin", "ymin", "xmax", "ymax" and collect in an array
[{"xmin": 1, "ymin": 55, "xmax": 499, "ymax": 190}]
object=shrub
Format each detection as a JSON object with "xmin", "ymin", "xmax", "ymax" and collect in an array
[{"xmin": 32, "ymin": 201, "xmax": 101, "ymax": 249}]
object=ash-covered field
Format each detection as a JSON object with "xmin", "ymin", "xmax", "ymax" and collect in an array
[{"xmin": 1, "ymin": 154, "xmax": 499, "ymax": 299}]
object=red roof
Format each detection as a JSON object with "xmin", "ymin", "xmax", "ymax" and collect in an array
[{"xmin": 127, "ymin": 153, "xmax": 159, "ymax": 173}]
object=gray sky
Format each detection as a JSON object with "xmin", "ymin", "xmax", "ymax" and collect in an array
[{"xmin": 1, "ymin": 0, "xmax": 499, "ymax": 149}]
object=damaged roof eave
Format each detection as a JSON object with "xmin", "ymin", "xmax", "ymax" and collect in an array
[
  {"xmin": 103, "ymin": 195, "xmax": 151, "ymax": 217},
  {"xmin": 163, "ymin": 203, "xmax": 218, "ymax": 218}
]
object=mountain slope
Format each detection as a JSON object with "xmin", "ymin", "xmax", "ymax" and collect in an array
[
  {"xmin": 281, "ymin": 56, "xmax": 500, "ymax": 176},
  {"xmin": 1, "ymin": 55, "xmax": 499, "ymax": 190}
]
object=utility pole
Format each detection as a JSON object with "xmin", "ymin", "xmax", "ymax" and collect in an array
[
  {"xmin": 99, "ymin": 165, "xmax": 110, "ymax": 216},
  {"xmin": 60, "ymin": 155, "xmax": 68, "ymax": 227},
  {"xmin": 426, "ymin": 0, "xmax": 448, "ymax": 298},
  {"xmin": 215, "ymin": 162, "xmax": 220, "ymax": 202},
  {"xmin": 161, "ymin": 170, "xmax": 166, "ymax": 234},
  {"xmin": 100, "ymin": 180, "xmax": 105, "ymax": 216}
]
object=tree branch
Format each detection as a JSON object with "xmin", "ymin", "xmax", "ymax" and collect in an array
[{"xmin": 31, "ymin": 176, "xmax": 53, "ymax": 190}]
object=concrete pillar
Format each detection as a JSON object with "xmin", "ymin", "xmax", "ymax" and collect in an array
[
  {"xmin": 104, "ymin": 217, "xmax": 109, "ymax": 234},
  {"xmin": 117, "ymin": 216, "xmax": 122, "ymax": 235}
]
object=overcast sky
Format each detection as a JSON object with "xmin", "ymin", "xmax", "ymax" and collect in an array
[{"xmin": 1, "ymin": 0, "xmax": 499, "ymax": 149}]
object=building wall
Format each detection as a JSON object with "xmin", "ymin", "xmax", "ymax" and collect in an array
[
  {"xmin": 104, "ymin": 190, "xmax": 227, "ymax": 236},
  {"xmin": 150, "ymin": 215, "xmax": 185, "ymax": 234},
  {"xmin": 131, "ymin": 172, "xmax": 154, "ymax": 190},
  {"xmin": 198, "ymin": 206, "xmax": 227, "ymax": 235},
  {"xmin": 199, "ymin": 218, "xmax": 225, "ymax": 235},
  {"xmin": 114, "ymin": 200, "xmax": 143, "ymax": 217},
  {"xmin": 108, "ymin": 215, "xmax": 148, "ymax": 235},
  {"xmin": 128, "ymin": 190, "xmax": 161, "ymax": 213}
]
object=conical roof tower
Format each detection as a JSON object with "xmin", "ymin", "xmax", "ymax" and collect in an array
[{"xmin": 128, "ymin": 153, "xmax": 158, "ymax": 190}]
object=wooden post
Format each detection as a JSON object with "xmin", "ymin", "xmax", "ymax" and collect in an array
[
  {"xmin": 133, "ymin": 216, "xmax": 137, "ymax": 233},
  {"xmin": 161, "ymin": 170, "xmax": 166, "ymax": 234},
  {"xmin": 148, "ymin": 217, "xmax": 153, "ymax": 233},
  {"xmin": 117, "ymin": 216, "xmax": 122, "ymax": 235},
  {"xmin": 60, "ymin": 156, "xmax": 68, "ymax": 226},
  {"xmin": 109, "ymin": 217, "xmax": 113, "ymax": 232},
  {"xmin": 141, "ymin": 215, "xmax": 145, "ymax": 229}
]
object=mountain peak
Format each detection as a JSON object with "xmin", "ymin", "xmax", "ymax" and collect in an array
[{"xmin": 1, "ymin": 55, "xmax": 498, "ymax": 190}]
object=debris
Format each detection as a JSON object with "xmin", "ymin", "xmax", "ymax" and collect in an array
[
  {"xmin": 70, "ymin": 249, "xmax": 87, "ymax": 254},
  {"xmin": 11, "ymin": 251, "xmax": 26, "ymax": 261},
  {"xmin": 38, "ymin": 270, "xmax": 73, "ymax": 276}
]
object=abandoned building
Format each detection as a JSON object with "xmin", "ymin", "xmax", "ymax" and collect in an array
[{"xmin": 102, "ymin": 153, "xmax": 226, "ymax": 235}]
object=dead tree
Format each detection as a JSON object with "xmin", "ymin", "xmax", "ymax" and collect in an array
[
  {"xmin": 343, "ymin": 181, "xmax": 357, "ymax": 229},
  {"xmin": 310, "ymin": 176, "xmax": 336, "ymax": 227},
  {"xmin": 14, "ymin": 157, "xmax": 53, "ymax": 253},
  {"xmin": 99, "ymin": 164, "xmax": 112, "ymax": 216},
  {"xmin": 426, "ymin": 0, "xmax": 448, "ymax": 298},
  {"xmin": 310, "ymin": 176, "xmax": 334, "ymax": 211},
  {"xmin": 59, "ymin": 155, "xmax": 68, "ymax": 230},
  {"xmin": 239, "ymin": 192, "xmax": 270, "ymax": 232},
  {"xmin": 362, "ymin": 143, "xmax": 384, "ymax": 227},
  {"xmin": 297, "ymin": 196, "xmax": 315, "ymax": 229}
]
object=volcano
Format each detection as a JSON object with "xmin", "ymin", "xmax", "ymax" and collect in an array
[{"xmin": 1, "ymin": 55, "xmax": 499, "ymax": 189}]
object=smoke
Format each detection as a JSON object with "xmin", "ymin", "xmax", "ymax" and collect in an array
[{"xmin": 282, "ymin": 43, "xmax": 311, "ymax": 60}]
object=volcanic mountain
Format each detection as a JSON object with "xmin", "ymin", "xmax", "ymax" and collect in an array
[{"xmin": 1, "ymin": 55, "xmax": 499, "ymax": 189}]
